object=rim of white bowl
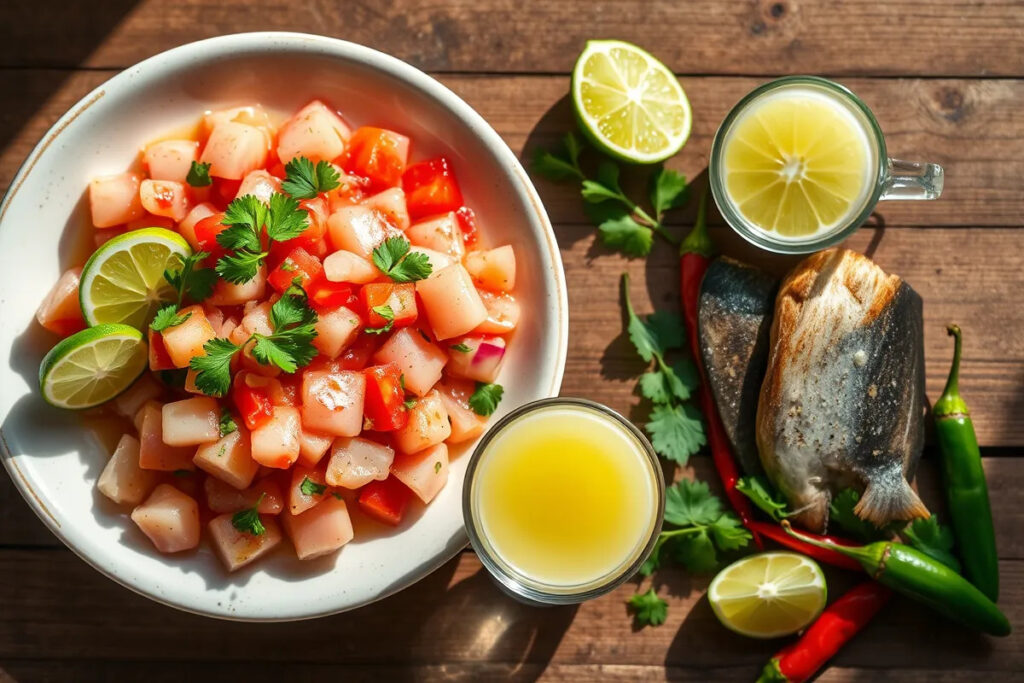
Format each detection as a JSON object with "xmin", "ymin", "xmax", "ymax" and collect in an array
[{"xmin": 0, "ymin": 31, "xmax": 569, "ymax": 621}]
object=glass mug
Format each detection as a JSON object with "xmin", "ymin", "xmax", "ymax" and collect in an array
[{"xmin": 709, "ymin": 76, "xmax": 943, "ymax": 254}]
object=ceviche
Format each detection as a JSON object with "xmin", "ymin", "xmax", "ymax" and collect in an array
[{"xmin": 34, "ymin": 100, "xmax": 518, "ymax": 572}]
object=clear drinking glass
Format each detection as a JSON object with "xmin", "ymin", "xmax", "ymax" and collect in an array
[
  {"xmin": 463, "ymin": 398, "xmax": 665, "ymax": 605},
  {"xmin": 709, "ymin": 76, "xmax": 944, "ymax": 254}
]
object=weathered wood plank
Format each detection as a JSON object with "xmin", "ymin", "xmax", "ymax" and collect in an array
[
  {"xmin": 3, "ymin": 1, "xmax": 1023, "ymax": 77},
  {"xmin": 0, "ymin": 548, "xmax": 1020, "ymax": 675},
  {"xmin": 2, "ymin": 71, "xmax": 1022, "ymax": 228}
]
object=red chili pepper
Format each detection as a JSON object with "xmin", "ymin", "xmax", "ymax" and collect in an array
[
  {"xmin": 758, "ymin": 581, "xmax": 891, "ymax": 683},
  {"xmin": 747, "ymin": 521, "xmax": 863, "ymax": 572},
  {"xmin": 680, "ymin": 189, "xmax": 761, "ymax": 547}
]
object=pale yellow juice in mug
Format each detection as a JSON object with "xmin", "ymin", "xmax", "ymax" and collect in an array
[
  {"xmin": 471, "ymin": 404, "xmax": 660, "ymax": 588},
  {"xmin": 720, "ymin": 86, "xmax": 876, "ymax": 240}
]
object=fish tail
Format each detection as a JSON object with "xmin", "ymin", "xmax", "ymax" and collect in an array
[{"xmin": 854, "ymin": 469, "xmax": 930, "ymax": 526}]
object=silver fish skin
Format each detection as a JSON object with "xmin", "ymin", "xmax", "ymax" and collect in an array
[
  {"xmin": 756, "ymin": 248, "xmax": 929, "ymax": 533},
  {"xmin": 698, "ymin": 257, "xmax": 777, "ymax": 476}
]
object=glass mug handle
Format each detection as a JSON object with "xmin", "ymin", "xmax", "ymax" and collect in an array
[{"xmin": 879, "ymin": 158, "xmax": 944, "ymax": 200}]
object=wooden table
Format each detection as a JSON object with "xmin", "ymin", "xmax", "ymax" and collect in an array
[{"xmin": 2, "ymin": 2, "xmax": 1023, "ymax": 680}]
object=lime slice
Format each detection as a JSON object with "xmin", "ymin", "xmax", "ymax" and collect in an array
[
  {"xmin": 79, "ymin": 227, "xmax": 191, "ymax": 329},
  {"xmin": 571, "ymin": 40, "xmax": 692, "ymax": 164},
  {"xmin": 39, "ymin": 324, "xmax": 148, "ymax": 409},
  {"xmin": 722, "ymin": 93, "xmax": 870, "ymax": 238},
  {"xmin": 708, "ymin": 552, "xmax": 827, "ymax": 639}
]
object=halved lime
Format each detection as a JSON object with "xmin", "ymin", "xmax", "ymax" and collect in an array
[
  {"xmin": 571, "ymin": 40, "xmax": 692, "ymax": 164},
  {"xmin": 79, "ymin": 227, "xmax": 191, "ymax": 329},
  {"xmin": 39, "ymin": 324, "xmax": 148, "ymax": 409},
  {"xmin": 708, "ymin": 552, "xmax": 827, "ymax": 639}
]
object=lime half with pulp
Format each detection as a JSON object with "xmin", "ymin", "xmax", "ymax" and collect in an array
[
  {"xmin": 708, "ymin": 552, "xmax": 827, "ymax": 639},
  {"xmin": 79, "ymin": 227, "xmax": 191, "ymax": 329},
  {"xmin": 571, "ymin": 40, "xmax": 692, "ymax": 164},
  {"xmin": 39, "ymin": 324, "xmax": 147, "ymax": 409}
]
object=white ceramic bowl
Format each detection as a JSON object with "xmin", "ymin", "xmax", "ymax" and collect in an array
[{"xmin": 0, "ymin": 32, "xmax": 567, "ymax": 620}]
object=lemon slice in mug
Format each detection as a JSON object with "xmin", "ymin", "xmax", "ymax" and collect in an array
[
  {"xmin": 572, "ymin": 40, "xmax": 692, "ymax": 164},
  {"xmin": 79, "ymin": 227, "xmax": 191, "ymax": 329},
  {"xmin": 708, "ymin": 552, "xmax": 827, "ymax": 639},
  {"xmin": 39, "ymin": 324, "xmax": 148, "ymax": 409}
]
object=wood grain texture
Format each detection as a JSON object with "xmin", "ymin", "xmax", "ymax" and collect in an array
[
  {"xmin": 3, "ymin": 71, "xmax": 1023, "ymax": 227},
  {"xmin": 3, "ymin": 0, "xmax": 1024, "ymax": 77}
]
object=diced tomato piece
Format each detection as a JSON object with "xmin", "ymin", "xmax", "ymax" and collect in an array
[
  {"xmin": 193, "ymin": 212, "xmax": 229, "ymax": 262},
  {"xmin": 362, "ymin": 363, "xmax": 409, "ymax": 432},
  {"xmin": 401, "ymin": 157, "xmax": 463, "ymax": 219},
  {"xmin": 337, "ymin": 334, "xmax": 379, "ymax": 371},
  {"xmin": 359, "ymin": 283, "xmax": 417, "ymax": 329},
  {"xmin": 307, "ymin": 276, "xmax": 358, "ymax": 313},
  {"xmin": 343, "ymin": 127, "xmax": 409, "ymax": 191},
  {"xmin": 455, "ymin": 206, "xmax": 478, "ymax": 247},
  {"xmin": 211, "ymin": 177, "xmax": 242, "ymax": 208},
  {"xmin": 147, "ymin": 329, "xmax": 176, "ymax": 371},
  {"xmin": 231, "ymin": 376, "xmax": 274, "ymax": 430},
  {"xmin": 267, "ymin": 247, "xmax": 324, "ymax": 293},
  {"xmin": 358, "ymin": 476, "xmax": 411, "ymax": 526}
]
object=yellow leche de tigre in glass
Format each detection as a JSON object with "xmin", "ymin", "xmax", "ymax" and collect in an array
[
  {"xmin": 710, "ymin": 76, "xmax": 944, "ymax": 254},
  {"xmin": 464, "ymin": 398, "xmax": 664, "ymax": 604}
]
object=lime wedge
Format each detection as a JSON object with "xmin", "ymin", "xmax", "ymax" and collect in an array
[
  {"xmin": 708, "ymin": 552, "xmax": 827, "ymax": 639},
  {"xmin": 571, "ymin": 40, "xmax": 692, "ymax": 164},
  {"xmin": 79, "ymin": 227, "xmax": 191, "ymax": 329},
  {"xmin": 39, "ymin": 324, "xmax": 148, "ymax": 409}
]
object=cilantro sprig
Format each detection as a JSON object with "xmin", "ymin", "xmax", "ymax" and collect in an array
[
  {"xmin": 622, "ymin": 273, "xmax": 705, "ymax": 463},
  {"xmin": 468, "ymin": 382, "xmax": 503, "ymax": 416},
  {"xmin": 190, "ymin": 286, "xmax": 319, "ymax": 396},
  {"xmin": 186, "ymin": 161, "xmax": 212, "ymax": 187},
  {"xmin": 372, "ymin": 237, "xmax": 433, "ymax": 283},
  {"xmin": 232, "ymin": 493, "xmax": 267, "ymax": 536},
  {"xmin": 149, "ymin": 251, "xmax": 217, "ymax": 332},
  {"xmin": 281, "ymin": 156, "xmax": 341, "ymax": 199},
  {"xmin": 216, "ymin": 193, "xmax": 309, "ymax": 284},
  {"xmin": 533, "ymin": 132, "xmax": 689, "ymax": 257},
  {"xmin": 627, "ymin": 588, "xmax": 668, "ymax": 628},
  {"xmin": 640, "ymin": 479, "xmax": 752, "ymax": 577}
]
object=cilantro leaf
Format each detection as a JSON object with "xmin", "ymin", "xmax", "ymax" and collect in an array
[
  {"xmin": 265, "ymin": 192, "xmax": 309, "ymax": 243},
  {"xmin": 231, "ymin": 493, "xmax": 266, "ymax": 536},
  {"xmin": 216, "ymin": 248, "xmax": 267, "ymax": 284},
  {"xmin": 531, "ymin": 132, "xmax": 585, "ymax": 181},
  {"xmin": 219, "ymin": 408, "xmax": 237, "ymax": 437},
  {"xmin": 640, "ymin": 357, "xmax": 699, "ymax": 405},
  {"xmin": 250, "ymin": 288, "xmax": 319, "ymax": 373},
  {"xmin": 185, "ymin": 161, "xmax": 212, "ymax": 187},
  {"xmin": 372, "ymin": 237, "xmax": 433, "ymax": 283},
  {"xmin": 365, "ymin": 304, "xmax": 395, "ymax": 335},
  {"xmin": 627, "ymin": 588, "xmax": 668, "ymax": 628},
  {"xmin": 468, "ymin": 382, "xmax": 503, "ymax": 416},
  {"xmin": 270, "ymin": 286, "xmax": 317, "ymax": 330},
  {"xmin": 736, "ymin": 476, "xmax": 789, "ymax": 521},
  {"xmin": 281, "ymin": 156, "xmax": 341, "ymax": 199},
  {"xmin": 646, "ymin": 402, "xmax": 705, "ymax": 464},
  {"xmin": 403, "ymin": 398, "xmax": 417, "ymax": 410},
  {"xmin": 220, "ymin": 195, "xmax": 267, "ymax": 251},
  {"xmin": 708, "ymin": 514, "xmax": 752, "ymax": 551},
  {"xmin": 903, "ymin": 515, "xmax": 961, "ymax": 573},
  {"xmin": 300, "ymin": 477, "xmax": 327, "ymax": 497},
  {"xmin": 664, "ymin": 479, "xmax": 723, "ymax": 527},
  {"xmin": 672, "ymin": 530, "xmax": 719, "ymax": 573},
  {"xmin": 622, "ymin": 273, "xmax": 686, "ymax": 363},
  {"xmin": 450, "ymin": 343, "xmax": 472, "ymax": 353},
  {"xmin": 150, "ymin": 305, "xmax": 191, "ymax": 332},
  {"xmin": 650, "ymin": 167, "xmax": 689, "ymax": 218},
  {"xmin": 591, "ymin": 203, "xmax": 653, "ymax": 258},
  {"xmin": 189, "ymin": 338, "xmax": 241, "ymax": 397},
  {"xmin": 829, "ymin": 489, "xmax": 887, "ymax": 542}
]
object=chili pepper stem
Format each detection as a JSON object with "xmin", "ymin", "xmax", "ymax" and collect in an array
[
  {"xmin": 780, "ymin": 520, "xmax": 878, "ymax": 571},
  {"xmin": 934, "ymin": 324, "xmax": 969, "ymax": 417},
  {"xmin": 679, "ymin": 186, "xmax": 713, "ymax": 258}
]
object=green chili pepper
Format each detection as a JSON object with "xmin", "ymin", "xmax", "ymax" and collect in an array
[
  {"xmin": 782, "ymin": 522, "xmax": 1010, "ymax": 636},
  {"xmin": 934, "ymin": 324, "xmax": 999, "ymax": 601}
]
